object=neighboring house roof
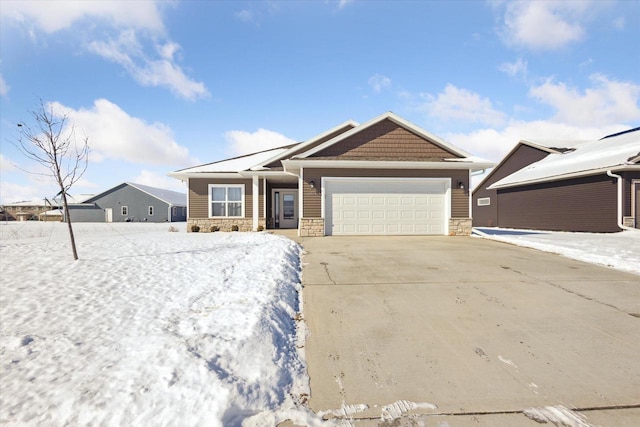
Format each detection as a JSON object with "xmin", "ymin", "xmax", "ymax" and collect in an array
[
  {"xmin": 169, "ymin": 112, "xmax": 494, "ymax": 180},
  {"xmin": 85, "ymin": 182, "xmax": 187, "ymax": 206},
  {"xmin": 489, "ymin": 128, "xmax": 640, "ymax": 190}
]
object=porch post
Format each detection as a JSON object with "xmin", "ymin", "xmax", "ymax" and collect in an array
[{"xmin": 252, "ymin": 175, "xmax": 259, "ymax": 231}]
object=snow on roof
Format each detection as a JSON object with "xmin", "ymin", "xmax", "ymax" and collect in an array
[
  {"xmin": 171, "ymin": 146, "xmax": 291, "ymax": 175},
  {"xmin": 489, "ymin": 129, "xmax": 640, "ymax": 189},
  {"xmin": 126, "ymin": 183, "xmax": 186, "ymax": 206}
]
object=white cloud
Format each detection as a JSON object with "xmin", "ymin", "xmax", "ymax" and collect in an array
[
  {"xmin": 368, "ymin": 74, "xmax": 391, "ymax": 93},
  {"xmin": 48, "ymin": 99, "xmax": 195, "ymax": 167},
  {"xmin": 421, "ymin": 84, "xmax": 507, "ymax": 127},
  {"xmin": 499, "ymin": 58, "xmax": 528, "ymax": 78},
  {"xmin": 0, "ymin": 154, "xmax": 17, "ymax": 173},
  {"xmin": 0, "ymin": 74, "xmax": 8, "ymax": 97},
  {"xmin": 529, "ymin": 74, "xmax": 640, "ymax": 126},
  {"xmin": 88, "ymin": 30, "xmax": 209, "ymax": 101},
  {"xmin": 0, "ymin": 0, "xmax": 165, "ymax": 34},
  {"xmin": 499, "ymin": 1, "xmax": 590, "ymax": 50},
  {"xmin": 612, "ymin": 16, "xmax": 625, "ymax": 30},
  {"xmin": 338, "ymin": 0, "xmax": 355, "ymax": 9},
  {"xmin": 0, "ymin": 180, "xmax": 44, "ymax": 204},
  {"xmin": 132, "ymin": 170, "xmax": 187, "ymax": 193},
  {"xmin": 225, "ymin": 129, "xmax": 296, "ymax": 157}
]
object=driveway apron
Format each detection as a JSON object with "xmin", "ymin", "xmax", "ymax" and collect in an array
[{"xmin": 297, "ymin": 236, "xmax": 640, "ymax": 425}]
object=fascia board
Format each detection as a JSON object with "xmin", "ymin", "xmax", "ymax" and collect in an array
[
  {"xmin": 282, "ymin": 159, "xmax": 495, "ymax": 170},
  {"xmin": 296, "ymin": 111, "xmax": 472, "ymax": 159},
  {"xmin": 167, "ymin": 172, "xmax": 246, "ymax": 180},
  {"xmin": 249, "ymin": 119, "xmax": 360, "ymax": 170},
  {"xmin": 488, "ymin": 165, "xmax": 640, "ymax": 190}
]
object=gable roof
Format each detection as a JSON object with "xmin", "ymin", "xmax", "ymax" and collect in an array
[
  {"xmin": 489, "ymin": 128, "xmax": 640, "ymax": 190},
  {"xmin": 85, "ymin": 182, "xmax": 186, "ymax": 206},
  {"xmin": 294, "ymin": 111, "xmax": 473, "ymax": 159}
]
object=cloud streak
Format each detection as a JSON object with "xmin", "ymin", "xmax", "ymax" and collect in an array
[{"xmin": 225, "ymin": 129, "xmax": 296, "ymax": 157}]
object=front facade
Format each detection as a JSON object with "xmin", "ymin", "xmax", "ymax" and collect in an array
[
  {"xmin": 473, "ymin": 128, "xmax": 640, "ymax": 232},
  {"xmin": 67, "ymin": 182, "xmax": 187, "ymax": 223},
  {"xmin": 171, "ymin": 112, "xmax": 494, "ymax": 236}
]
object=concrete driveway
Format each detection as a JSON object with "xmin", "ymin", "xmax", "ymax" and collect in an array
[{"xmin": 297, "ymin": 235, "xmax": 640, "ymax": 426}]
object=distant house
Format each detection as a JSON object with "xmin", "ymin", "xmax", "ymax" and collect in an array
[
  {"xmin": 66, "ymin": 182, "xmax": 187, "ymax": 223},
  {"xmin": 472, "ymin": 128, "xmax": 640, "ymax": 232},
  {"xmin": 2, "ymin": 194, "xmax": 94, "ymax": 222}
]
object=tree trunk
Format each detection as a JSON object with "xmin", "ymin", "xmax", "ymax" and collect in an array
[{"xmin": 61, "ymin": 191, "xmax": 79, "ymax": 261}]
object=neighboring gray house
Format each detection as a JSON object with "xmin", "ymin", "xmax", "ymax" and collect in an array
[{"xmin": 67, "ymin": 182, "xmax": 187, "ymax": 223}]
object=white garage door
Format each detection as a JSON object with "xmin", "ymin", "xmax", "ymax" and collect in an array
[{"xmin": 324, "ymin": 178, "xmax": 449, "ymax": 236}]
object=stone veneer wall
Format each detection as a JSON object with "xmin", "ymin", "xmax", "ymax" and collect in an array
[
  {"xmin": 187, "ymin": 218, "xmax": 266, "ymax": 232},
  {"xmin": 449, "ymin": 218, "xmax": 472, "ymax": 236},
  {"xmin": 299, "ymin": 218, "xmax": 325, "ymax": 237}
]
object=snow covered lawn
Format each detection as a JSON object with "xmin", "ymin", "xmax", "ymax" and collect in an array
[
  {"xmin": 0, "ymin": 222, "xmax": 320, "ymax": 426},
  {"xmin": 474, "ymin": 227, "xmax": 640, "ymax": 276}
]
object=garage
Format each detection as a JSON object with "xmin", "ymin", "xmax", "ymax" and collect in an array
[{"xmin": 323, "ymin": 178, "xmax": 450, "ymax": 236}]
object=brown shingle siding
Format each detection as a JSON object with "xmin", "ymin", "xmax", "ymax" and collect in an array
[{"xmin": 311, "ymin": 119, "xmax": 462, "ymax": 160}]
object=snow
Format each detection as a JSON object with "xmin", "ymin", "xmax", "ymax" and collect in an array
[
  {"xmin": 489, "ymin": 129, "xmax": 640, "ymax": 188},
  {"xmin": 170, "ymin": 146, "xmax": 290, "ymax": 176},
  {"xmin": 0, "ymin": 222, "xmax": 324, "ymax": 427},
  {"xmin": 474, "ymin": 227, "xmax": 640, "ymax": 276}
]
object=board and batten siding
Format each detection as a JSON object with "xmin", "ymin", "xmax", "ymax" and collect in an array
[
  {"xmin": 302, "ymin": 168, "xmax": 469, "ymax": 218},
  {"xmin": 497, "ymin": 174, "xmax": 619, "ymax": 232},
  {"xmin": 189, "ymin": 178, "xmax": 257, "ymax": 219},
  {"xmin": 310, "ymin": 119, "xmax": 463, "ymax": 160},
  {"xmin": 473, "ymin": 144, "xmax": 551, "ymax": 227}
]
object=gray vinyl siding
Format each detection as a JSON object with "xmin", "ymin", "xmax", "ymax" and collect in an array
[
  {"xmin": 68, "ymin": 183, "xmax": 185, "ymax": 223},
  {"xmin": 497, "ymin": 174, "xmax": 619, "ymax": 232},
  {"xmin": 473, "ymin": 144, "xmax": 551, "ymax": 227},
  {"xmin": 302, "ymin": 168, "xmax": 469, "ymax": 218}
]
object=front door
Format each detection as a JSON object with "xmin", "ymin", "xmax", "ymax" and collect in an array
[
  {"xmin": 105, "ymin": 208, "xmax": 113, "ymax": 223},
  {"xmin": 273, "ymin": 190, "xmax": 298, "ymax": 229}
]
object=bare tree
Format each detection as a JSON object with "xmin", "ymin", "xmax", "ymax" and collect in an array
[{"xmin": 15, "ymin": 99, "xmax": 89, "ymax": 260}]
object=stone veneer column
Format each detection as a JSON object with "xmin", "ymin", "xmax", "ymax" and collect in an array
[
  {"xmin": 299, "ymin": 218, "xmax": 325, "ymax": 237},
  {"xmin": 448, "ymin": 218, "xmax": 472, "ymax": 236}
]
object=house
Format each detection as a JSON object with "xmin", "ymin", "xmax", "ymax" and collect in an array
[
  {"xmin": 66, "ymin": 182, "xmax": 187, "ymax": 223},
  {"xmin": 169, "ymin": 112, "xmax": 495, "ymax": 236},
  {"xmin": 2, "ymin": 194, "xmax": 94, "ymax": 221},
  {"xmin": 472, "ymin": 128, "xmax": 640, "ymax": 232}
]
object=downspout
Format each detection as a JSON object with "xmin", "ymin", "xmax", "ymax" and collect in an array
[{"xmin": 606, "ymin": 170, "xmax": 636, "ymax": 231}]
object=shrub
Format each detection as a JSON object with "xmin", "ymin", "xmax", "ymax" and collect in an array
[
  {"xmin": 210, "ymin": 225, "xmax": 220, "ymax": 232},
  {"xmin": 257, "ymin": 225, "xmax": 264, "ymax": 232},
  {"xmin": 168, "ymin": 226, "xmax": 178, "ymax": 233},
  {"xmin": 191, "ymin": 224, "xmax": 200, "ymax": 232},
  {"xmin": 231, "ymin": 224, "xmax": 239, "ymax": 232}
]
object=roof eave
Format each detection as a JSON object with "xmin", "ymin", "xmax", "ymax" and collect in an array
[
  {"xmin": 283, "ymin": 159, "xmax": 495, "ymax": 171},
  {"xmin": 488, "ymin": 164, "xmax": 640, "ymax": 190}
]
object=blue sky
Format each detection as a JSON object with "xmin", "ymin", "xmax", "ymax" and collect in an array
[{"xmin": 1, "ymin": 0, "xmax": 639, "ymax": 204}]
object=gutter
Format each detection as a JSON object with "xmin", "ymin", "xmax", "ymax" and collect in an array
[{"xmin": 606, "ymin": 170, "xmax": 638, "ymax": 231}]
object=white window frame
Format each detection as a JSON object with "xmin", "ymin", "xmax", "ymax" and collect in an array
[
  {"xmin": 477, "ymin": 197, "xmax": 491, "ymax": 206},
  {"xmin": 121, "ymin": 206, "xmax": 128, "ymax": 216},
  {"xmin": 148, "ymin": 206, "xmax": 154, "ymax": 216},
  {"xmin": 208, "ymin": 184, "xmax": 245, "ymax": 218}
]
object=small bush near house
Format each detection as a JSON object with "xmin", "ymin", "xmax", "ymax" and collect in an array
[
  {"xmin": 257, "ymin": 225, "xmax": 264, "ymax": 232},
  {"xmin": 210, "ymin": 226, "xmax": 220, "ymax": 232},
  {"xmin": 231, "ymin": 225, "xmax": 239, "ymax": 232},
  {"xmin": 168, "ymin": 226, "xmax": 179, "ymax": 233},
  {"xmin": 191, "ymin": 225, "xmax": 200, "ymax": 232}
]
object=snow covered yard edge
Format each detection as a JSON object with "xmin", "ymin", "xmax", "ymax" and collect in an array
[{"xmin": 0, "ymin": 224, "xmax": 324, "ymax": 426}]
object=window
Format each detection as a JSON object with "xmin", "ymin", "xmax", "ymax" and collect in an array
[
  {"xmin": 148, "ymin": 206, "xmax": 154, "ymax": 216},
  {"xmin": 121, "ymin": 206, "xmax": 128, "ymax": 215},
  {"xmin": 477, "ymin": 197, "xmax": 490, "ymax": 206},
  {"xmin": 172, "ymin": 207, "xmax": 177, "ymax": 216},
  {"xmin": 209, "ymin": 184, "xmax": 244, "ymax": 217}
]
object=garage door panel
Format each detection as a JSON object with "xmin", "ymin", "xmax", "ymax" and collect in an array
[{"xmin": 326, "ymin": 179, "xmax": 448, "ymax": 236}]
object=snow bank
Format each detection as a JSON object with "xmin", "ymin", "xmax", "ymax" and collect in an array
[
  {"xmin": 475, "ymin": 228, "xmax": 640, "ymax": 276},
  {"xmin": 0, "ymin": 223, "xmax": 322, "ymax": 426}
]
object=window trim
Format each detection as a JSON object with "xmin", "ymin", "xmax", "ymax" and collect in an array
[
  {"xmin": 208, "ymin": 184, "xmax": 245, "ymax": 218},
  {"xmin": 121, "ymin": 206, "xmax": 128, "ymax": 215},
  {"xmin": 477, "ymin": 197, "xmax": 490, "ymax": 206}
]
